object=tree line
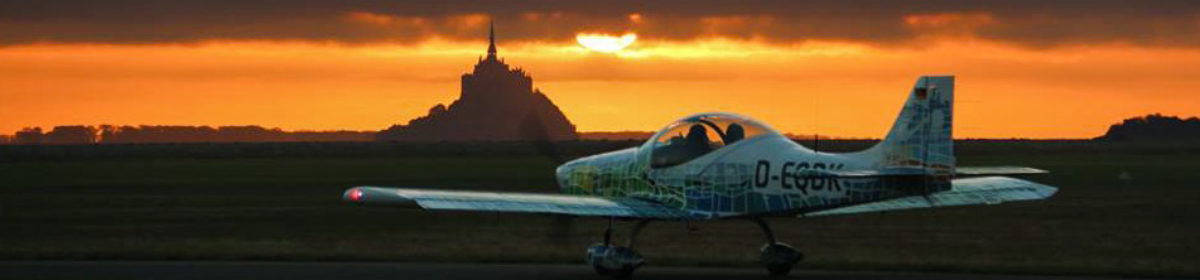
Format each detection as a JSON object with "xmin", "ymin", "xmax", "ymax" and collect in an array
[
  {"xmin": 3, "ymin": 125, "xmax": 376, "ymax": 145},
  {"xmin": 1097, "ymin": 114, "xmax": 1200, "ymax": 141}
]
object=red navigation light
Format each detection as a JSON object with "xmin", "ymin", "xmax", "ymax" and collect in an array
[{"xmin": 348, "ymin": 188, "xmax": 364, "ymax": 201}]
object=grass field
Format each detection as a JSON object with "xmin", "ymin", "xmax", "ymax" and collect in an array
[{"xmin": 1, "ymin": 142, "xmax": 1198, "ymax": 277}]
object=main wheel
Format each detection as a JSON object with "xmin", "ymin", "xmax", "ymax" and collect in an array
[
  {"xmin": 609, "ymin": 264, "xmax": 635, "ymax": 279},
  {"xmin": 760, "ymin": 243, "xmax": 802, "ymax": 277},
  {"xmin": 766, "ymin": 263, "xmax": 792, "ymax": 276},
  {"xmin": 593, "ymin": 265, "xmax": 610, "ymax": 275}
]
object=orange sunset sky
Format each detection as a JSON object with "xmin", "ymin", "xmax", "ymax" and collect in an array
[{"xmin": 2, "ymin": 1, "xmax": 1199, "ymax": 138}]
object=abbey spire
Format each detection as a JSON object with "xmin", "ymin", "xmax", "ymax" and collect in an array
[{"xmin": 486, "ymin": 21, "xmax": 497, "ymax": 60}]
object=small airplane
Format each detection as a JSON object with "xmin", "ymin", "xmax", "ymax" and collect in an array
[{"xmin": 343, "ymin": 76, "xmax": 1057, "ymax": 278}]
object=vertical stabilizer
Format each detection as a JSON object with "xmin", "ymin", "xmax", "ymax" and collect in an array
[{"xmin": 865, "ymin": 76, "xmax": 955, "ymax": 175}]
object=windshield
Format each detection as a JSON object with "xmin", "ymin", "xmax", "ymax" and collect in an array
[{"xmin": 649, "ymin": 113, "xmax": 775, "ymax": 168}]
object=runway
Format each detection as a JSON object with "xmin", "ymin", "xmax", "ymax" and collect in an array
[{"xmin": 0, "ymin": 261, "xmax": 1142, "ymax": 280}]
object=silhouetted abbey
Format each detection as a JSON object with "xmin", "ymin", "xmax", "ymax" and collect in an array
[{"xmin": 378, "ymin": 24, "xmax": 577, "ymax": 142}]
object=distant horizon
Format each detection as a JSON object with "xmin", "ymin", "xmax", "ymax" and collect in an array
[
  {"xmin": 4, "ymin": 113, "xmax": 1194, "ymax": 141},
  {"xmin": 0, "ymin": 123, "xmax": 1138, "ymax": 141}
]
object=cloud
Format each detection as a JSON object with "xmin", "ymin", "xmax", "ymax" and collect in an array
[{"xmin": 2, "ymin": 0, "xmax": 1199, "ymax": 48}]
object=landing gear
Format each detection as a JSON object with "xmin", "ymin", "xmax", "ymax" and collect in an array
[
  {"xmin": 753, "ymin": 217, "xmax": 804, "ymax": 276},
  {"xmin": 583, "ymin": 217, "xmax": 802, "ymax": 278},
  {"xmin": 586, "ymin": 219, "xmax": 650, "ymax": 279},
  {"xmin": 761, "ymin": 243, "xmax": 803, "ymax": 276},
  {"xmin": 587, "ymin": 245, "xmax": 641, "ymax": 278}
]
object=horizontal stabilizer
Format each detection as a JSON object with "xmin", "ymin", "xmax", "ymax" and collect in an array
[
  {"xmin": 344, "ymin": 186, "xmax": 695, "ymax": 219},
  {"xmin": 956, "ymin": 166, "xmax": 1048, "ymax": 176},
  {"xmin": 802, "ymin": 176, "xmax": 1057, "ymax": 217},
  {"xmin": 799, "ymin": 167, "xmax": 927, "ymax": 178},
  {"xmin": 811, "ymin": 166, "xmax": 1048, "ymax": 178}
]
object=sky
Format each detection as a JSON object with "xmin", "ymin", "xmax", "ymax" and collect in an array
[{"xmin": 2, "ymin": 0, "xmax": 1199, "ymax": 138}]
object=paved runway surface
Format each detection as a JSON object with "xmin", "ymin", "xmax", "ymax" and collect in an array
[{"xmin": 0, "ymin": 262, "xmax": 1143, "ymax": 280}]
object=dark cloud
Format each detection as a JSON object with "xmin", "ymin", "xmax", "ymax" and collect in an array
[{"xmin": 2, "ymin": 0, "xmax": 1199, "ymax": 48}]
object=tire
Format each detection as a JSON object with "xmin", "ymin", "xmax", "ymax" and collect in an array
[
  {"xmin": 766, "ymin": 263, "xmax": 792, "ymax": 277},
  {"xmin": 593, "ymin": 266, "xmax": 610, "ymax": 275},
  {"xmin": 610, "ymin": 265, "xmax": 635, "ymax": 279}
]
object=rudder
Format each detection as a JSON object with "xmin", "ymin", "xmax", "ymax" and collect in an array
[{"xmin": 866, "ymin": 76, "xmax": 955, "ymax": 174}]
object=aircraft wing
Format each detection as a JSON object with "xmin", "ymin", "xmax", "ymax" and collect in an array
[
  {"xmin": 802, "ymin": 176, "xmax": 1057, "ymax": 217},
  {"xmin": 811, "ymin": 168, "xmax": 923, "ymax": 177},
  {"xmin": 343, "ymin": 186, "xmax": 695, "ymax": 219}
]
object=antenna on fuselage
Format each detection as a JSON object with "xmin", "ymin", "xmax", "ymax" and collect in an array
[
  {"xmin": 813, "ymin": 85, "xmax": 820, "ymax": 153},
  {"xmin": 813, "ymin": 133, "xmax": 819, "ymax": 152}
]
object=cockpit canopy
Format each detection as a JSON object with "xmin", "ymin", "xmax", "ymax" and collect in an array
[{"xmin": 649, "ymin": 113, "xmax": 778, "ymax": 168}]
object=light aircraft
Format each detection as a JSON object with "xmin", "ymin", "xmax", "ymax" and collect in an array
[{"xmin": 343, "ymin": 76, "xmax": 1057, "ymax": 278}]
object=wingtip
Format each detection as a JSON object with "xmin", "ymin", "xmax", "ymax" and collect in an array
[
  {"xmin": 343, "ymin": 186, "xmax": 385, "ymax": 203},
  {"xmin": 341, "ymin": 186, "xmax": 420, "ymax": 207},
  {"xmin": 343, "ymin": 187, "xmax": 366, "ymax": 202}
]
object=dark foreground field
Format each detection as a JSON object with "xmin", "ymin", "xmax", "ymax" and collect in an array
[{"xmin": 1, "ymin": 141, "xmax": 1197, "ymax": 278}]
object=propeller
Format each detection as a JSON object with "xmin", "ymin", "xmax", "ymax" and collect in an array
[{"xmin": 519, "ymin": 110, "xmax": 576, "ymax": 246}]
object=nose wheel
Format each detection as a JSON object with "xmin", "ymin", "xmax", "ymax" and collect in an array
[
  {"xmin": 586, "ymin": 219, "xmax": 650, "ymax": 279},
  {"xmin": 587, "ymin": 244, "xmax": 642, "ymax": 278}
]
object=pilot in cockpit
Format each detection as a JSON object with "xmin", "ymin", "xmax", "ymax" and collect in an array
[
  {"xmin": 651, "ymin": 114, "xmax": 775, "ymax": 168},
  {"xmin": 724, "ymin": 123, "xmax": 744, "ymax": 144}
]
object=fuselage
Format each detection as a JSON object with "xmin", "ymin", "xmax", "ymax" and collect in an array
[{"xmin": 554, "ymin": 113, "xmax": 929, "ymax": 219}]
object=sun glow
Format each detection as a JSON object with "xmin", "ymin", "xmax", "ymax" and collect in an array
[
  {"xmin": 576, "ymin": 33, "xmax": 637, "ymax": 53},
  {"xmin": 3, "ymin": 38, "xmax": 1200, "ymax": 138}
]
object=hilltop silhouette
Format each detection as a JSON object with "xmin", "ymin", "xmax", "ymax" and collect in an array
[
  {"xmin": 377, "ymin": 24, "xmax": 577, "ymax": 142},
  {"xmin": 1097, "ymin": 114, "xmax": 1200, "ymax": 141}
]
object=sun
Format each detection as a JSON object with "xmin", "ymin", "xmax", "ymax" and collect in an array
[{"xmin": 576, "ymin": 33, "xmax": 637, "ymax": 53}]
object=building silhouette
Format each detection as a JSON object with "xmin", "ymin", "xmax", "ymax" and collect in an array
[{"xmin": 378, "ymin": 23, "xmax": 578, "ymax": 141}]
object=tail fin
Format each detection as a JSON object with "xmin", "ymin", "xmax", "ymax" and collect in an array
[{"xmin": 865, "ymin": 76, "xmax": 955, "ymax": 174}]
